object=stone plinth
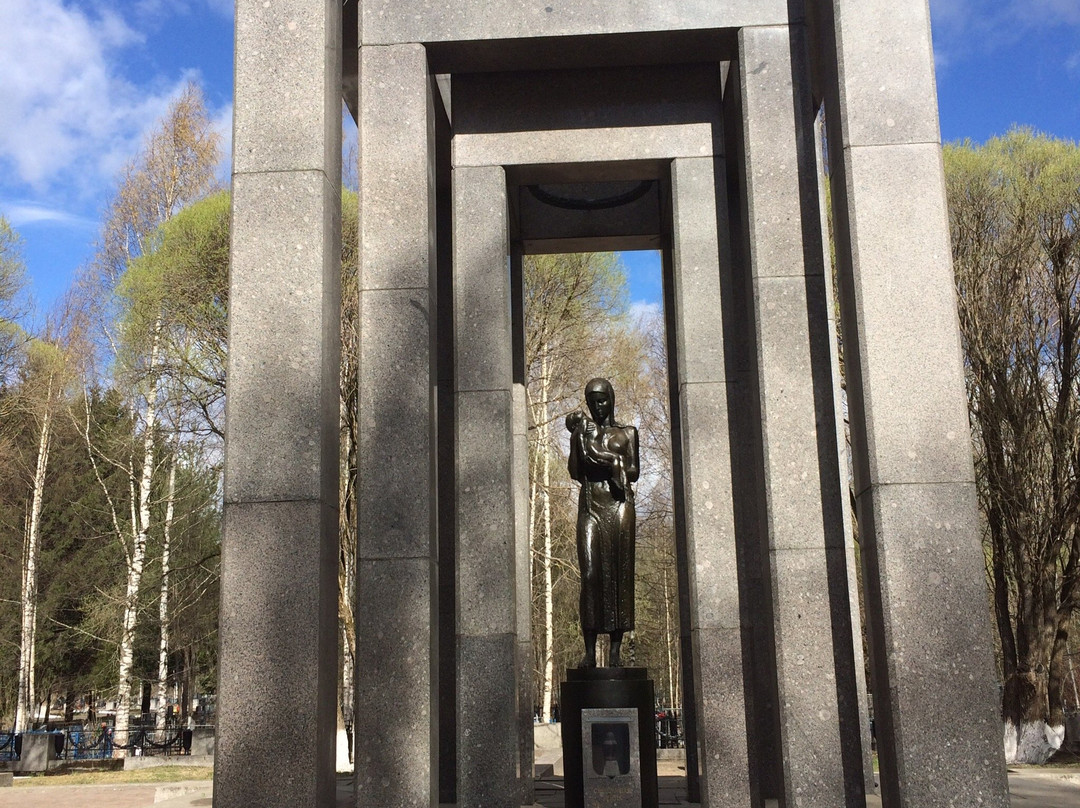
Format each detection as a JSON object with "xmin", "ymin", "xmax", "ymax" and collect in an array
[
  {"xmin": 561, "ymin": 668, "xmax": 658, "ymax": 808},
  {"xmin": 15, "ymin": 733, "xmax": 58, "ymax": 773}
]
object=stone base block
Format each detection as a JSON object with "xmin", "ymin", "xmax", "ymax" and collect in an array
[
  {"xmin": 560, "ymin": 668, "xmax": 658, "ymax": 808},
  {"xmin": 15, "ymin": 733, "xmax": 60, "ymax": 773}
]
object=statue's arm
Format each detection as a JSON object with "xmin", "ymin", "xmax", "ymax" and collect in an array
[
  {"xmin": 568, "ymin": 423, "xmax": 586, "ymax": 481},
  {"xmin": 626, "ymin": 426, "xmax": 640, "ymax": 483}
]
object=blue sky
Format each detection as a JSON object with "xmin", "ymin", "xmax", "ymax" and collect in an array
[{"xmin": 2, "ymin": 0, "xmax": 1078, "ymax": 319}]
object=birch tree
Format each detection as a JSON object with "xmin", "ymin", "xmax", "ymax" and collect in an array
[
  {"xmin": 8, "ymin": 295, "xmax": 83, "ymax": 731},
  {"xmin": 946, "ymin": 129, "xmax": 1080, "ymax": 763},
  {"xmin": 13, "ymin": 342, "xmax": 61, "ymax": 730},
  {"xmin": 338, "ymin": 190, "xmax": 360, "ymax": 756},
  {"xmin": 89, "ymin": 82, "xmax": 220, "ymax": 751},
  {"xmin": 153, "ymin": 456, "xmax": 178, "ymax": 732},
  {"xmin": 115, "ymin": 186, "xmax": 363, "ymax": 738}
]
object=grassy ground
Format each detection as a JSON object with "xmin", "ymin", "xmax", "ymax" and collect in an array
[{"xmin": 14, "ymin": 766, "xmax": 213, "ymax": 786}]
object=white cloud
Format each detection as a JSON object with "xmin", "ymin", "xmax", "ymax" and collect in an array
[
  {"xmin": 3, "ymin": 203, "xmax": 96, "ymax": 229},
  {"xmin": 1066, "ymin": 50, "xmax": 1080, "ymax": 77},
  {"xmin": 203, "ymin": 0, "xmax": 235, "ymax": 19},
  {"xmin": 931, "ymin": 0, "xmax": 1080, "ymax": 83},
  {"xmin": 1022, "ymin": 0, "xmax": 1080, "ymax": 26},
  {"xmin": 630, "ymin": 300, "xmax": 662, "ymax": 324},
  {"xmin": 931, "ymin": 0, "xmax": 1080, "ymax": 54},
  {"xmin": 930, "ymin": 0, "xmax": 974, "ymax": 28},
  {"xmin": 211, "ymin": 101, "xmax": 235, "ymax": 183},
  {"xmin": 130, "ymin": 0, "xmax": 232, "ymax": 23},
  {"xmin": 930, "ymin": 0, "xmax": 1013, "ymax": 63},
  {"xmin": 0, "ymin": 0, "xmax": 187, "ymax": 196}
]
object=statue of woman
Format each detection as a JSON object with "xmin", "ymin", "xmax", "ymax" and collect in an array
[{"xmin": 566, "ymin": 377, "xmax": 640, "ymax": 667}]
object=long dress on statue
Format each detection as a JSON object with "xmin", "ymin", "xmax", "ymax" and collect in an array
[{"xmin": 569, "ymin": 417, "xmax": 639, "ymax": 634}]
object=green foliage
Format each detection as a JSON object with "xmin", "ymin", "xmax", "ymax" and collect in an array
[{"xmin": 116, "ymin": 191, "xmax": 230, "ymax": 438}]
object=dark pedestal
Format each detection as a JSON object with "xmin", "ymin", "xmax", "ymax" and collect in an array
[{"xmin": 560, "ymin": 667, "xmax": 658, "ymax": 808}]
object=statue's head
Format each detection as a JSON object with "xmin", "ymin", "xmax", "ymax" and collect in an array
[{"xmin": 585, "ymin": 377, "xmax": 615, "ymax": 424}]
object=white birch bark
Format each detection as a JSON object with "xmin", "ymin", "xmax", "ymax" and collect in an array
[
  {"xmin": 15, "ymin": 519, "xmax": 33, "ymax": 733},
  {"xmin": 15, "ymin": 383, "xmax": 52, "ymax": 732},
  {"xmin": 535, "ymin": 353, "xmax": 557, "ymax": 725},
  {"xmin": 1068, "ymin": 638, "xmax": 1080, "ymax": 710},
  {"xmin": 154, "ymin": 457, "xmax": 177, "ymax": 733},
  {"xmin": 541, "ymin": 422, "xmax": 555, "ymax": 722},
  {"xmin": 663, "ymin": 567, "xmax": 676, "ymax": 707},
  {"xmin": 338, "ymin": 392, "xmax": 357, "ymax": 761},
  {"xmin": 115, "ymin": 324, "xmax": 162, "ymax": 755}
]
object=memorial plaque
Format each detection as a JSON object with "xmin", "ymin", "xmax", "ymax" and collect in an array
[{"xmin": 581, "ymin": 708, "xmax": 641, "ymax": 808}]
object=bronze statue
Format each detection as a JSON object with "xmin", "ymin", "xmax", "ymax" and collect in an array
[{"xmin": 566, "ymin": 378, "xmax": 640, "ymax": 667}]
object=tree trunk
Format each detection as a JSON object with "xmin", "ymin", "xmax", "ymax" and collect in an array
[
  {"xmin": 16, "ymin": 396, "xmax": 51, "ymax": 732},
  {"xmin": 663, "ymin": 567, "xmax": 677, "ymax": 707},
  {"xmin": 338, "ymin": 393, "xmax": 357, "ymax": 762},
  {"xmin": 540, "ymin": 399, "xmax": 556, "ymax": 724},
  {"xmin": 115, "ymin": 325, "xmax": 162, "ymax": 756},
  {"xmin": 1067, "ymin": 637, "xmax": 1080, "ymax": 712},
  {"xmin": 526, "ymin": 390, "xmax": 541, "ymax": 714},
  {"xmin": 180, "ymin": 647, "xmax": 192, "ymax": 724},
  {"xmin": 1002, "ymin": 588, "xmax": 1066, "ymax": 763},
  {"xmin": 155, "ymin": 458, "xmax": 178, "ymax": 732},
  {"xmin": 39, "ymin": 689, "xmax": 51, "ymax": 728},
  {"xmin": 1047, "ymin": 618, "xmax": 1070, "ymax": 736}
]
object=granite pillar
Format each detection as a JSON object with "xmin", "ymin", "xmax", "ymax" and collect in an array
[
  {"xmin": 510, "ymin": 240, "xmax": 533, "ymax": 806},
  {"xmin": 513, "ymin": 380, "xmax": 535, "ymax": 805},
  {"xmin": 812, "ymin": 111, "xmax": 876, "ymax": 797},
  {"xmin": 662, "ymin": 238, "xmax": 703, "ymax": 804},
  {"xmin": 736, "ymin": 23, "xmax": 862, "ymax": 807},
  {"xmin": 218, "ymin": 0, "xmax": 341, "ymax": 806},
  {"xmin": 355, "ymin": 43, "xmax": 438, "ymax": 808},
  {"xmin": 434, "ymin": 74, "xmax": 458, "ymax": 807},
  {"xmin": 669, "ymin": 156, "xmax": 753, "ymax": 807},
  {"xmin": 453, "ymin": 164, "xmax": 518, "ymax": 808},
  {"xmin": 814, "ymin": 1, "xmax": 1010, "ymax": 804}
]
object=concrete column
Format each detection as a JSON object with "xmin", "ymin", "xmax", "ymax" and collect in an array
[
  {"xmin": 355, "ymin": 44, "xmax": 438, "ymax": 808},
  {"xmin": 434, "ymin": 79, "xmax": 457, "ymax": 807},
  {"xmin": 218, "ymin": 0, "xmax": 341, "ymax": 806},
  {"xmin": 669, "ymin": 156, "xmax": 753, "ymax": 807},
  {"xmin": 816, "ymin": 2, "xmax": 1010, "ymax": 804},
  {"xmin": 813, "ymin": 113, "xmax": 876, "ymax": 797},
  {"xmin": 511, "ymin": 240, "xmax": 533, "ymax": 808},
  {"xmin": 513, "ymin": 382, "xmax": 534, "ymax": 806},
  {"xmin": 452, "ymin": 164, "xmax": 518, "ymax": 807},
  {"xmin": 736, "ymin": 24, "xmax": 861, "ymax": 807}
]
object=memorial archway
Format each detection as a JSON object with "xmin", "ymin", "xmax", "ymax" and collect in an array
[{"xmin": 217, "ymin": 4, "xmax": 1010, "ymax": 807}]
